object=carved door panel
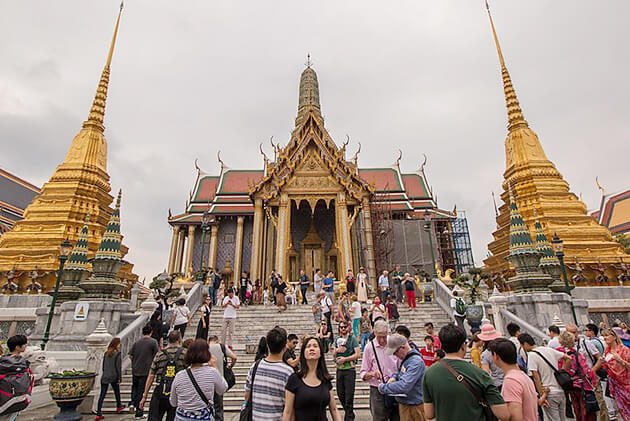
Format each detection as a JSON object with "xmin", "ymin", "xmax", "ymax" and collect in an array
[{"xmin": 303, "ymin": 246, "xmax": 323, "ymax": 280}]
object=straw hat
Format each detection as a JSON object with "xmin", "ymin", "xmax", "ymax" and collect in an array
[{"xmin": 477, "ymin": 323, "xmax": 503, "ymax": 342}]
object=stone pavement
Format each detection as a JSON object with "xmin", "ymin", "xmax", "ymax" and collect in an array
[{"xmin": 21, "ymin": 404, "xmax": 373, "ymax": 420}]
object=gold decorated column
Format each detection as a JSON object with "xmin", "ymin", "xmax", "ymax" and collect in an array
[
  {"xmin": 233, "ymin": 216, "xmax": 245, "ymax": 281},
  {"xmin": 167, "ymin": 225, "xmax": 180, "ymax": 273},
  {"xmin": 208, "ymin": 224, "xmax": 219, "ymax": 270},
  {"xmin": 250, "ymin": 199, "xmax": 264, "ymax": 282},
  {"xmin": 174, "ymin": 228, "xmax": 185, "ymax": 273},
  {"xmin": 275, "ymin": 193, "xmax": 290, "ymax": 278},
  {"xmin": 184, "ymin": 225, "xmax": 196, "ymax": 276},
  {"xmin": 336, "ymin": 193, "xmax": 353, "ymax": 277},
  {"xmin": 362, "ymin": 197, "xmax": 377, "ymax": 289}
]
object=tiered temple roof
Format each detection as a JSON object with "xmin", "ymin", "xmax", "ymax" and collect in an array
[
  {"xmin": 592, "ymin": 189, "xmax": 630, "ymax": 236},
  {"xmin": 0, "ymin": 169, "xmax": 40, "ymax": 235}
]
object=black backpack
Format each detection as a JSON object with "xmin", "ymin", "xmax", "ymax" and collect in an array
[
  {"xmin": 155, "ymin": 348, "xmax": 183, "ymax": 398},
  {"xmin": 0, "ymin": 356, "xmax": 33, "ymax": 415}
]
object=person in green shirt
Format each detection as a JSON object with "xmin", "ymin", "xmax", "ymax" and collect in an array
[
  {"xmin": 333, "ymin": 321, "xmax": 361, "ymax": 421},
  {"xmin": 422, "ymin": 324, "xmax": 509, "ymax": 421}
]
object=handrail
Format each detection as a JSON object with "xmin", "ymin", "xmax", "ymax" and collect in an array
[
  {"xmin": 118, "ymin": 312, "xmax": 150, "ymax": 371},
  {"xmin": 433, "ymin": 278, "xmax": 457, "ymax": 323},
  {"xmin": 499, "ymin": 308, "xmax": 548, "ymax": 345}
]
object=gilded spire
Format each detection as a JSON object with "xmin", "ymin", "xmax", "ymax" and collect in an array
[
  {"xmin": 66, "ymin": 214, "xmax": 91, "ymax": 271},
  {"xmin": 508, "ymin": 187, "xmax": 535, "ymax": 256},
  {"xmin": 485, "ymin": 1, "xmax": 528, "ymax": 132},
  {"xmin": 96, "ymin": 189, "xmax": 122, "ymax": 260},
  {"xmin": 296, "ymin": 55, "xmax": 322, "ymax": 126},
  {"xmin": 83, "ymin": 2, "xmax": 124, "ymax": 132}
]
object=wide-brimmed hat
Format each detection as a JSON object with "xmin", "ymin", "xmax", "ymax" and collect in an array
[{"xmin": 477, "ymin": 323, "xmax": 502, "ymax": 342}]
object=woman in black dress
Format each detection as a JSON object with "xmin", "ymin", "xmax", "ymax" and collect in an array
[
  {"xmin": 276, "ymin": 275, "xmax": 288, "ymax": 312},
  {"xmin": 195, "ymin": 296, "xmax": 212, "ymax": 340},
  {"xmin": 282, "ymin": 336, "xmax": 341, "ymax": 421}
]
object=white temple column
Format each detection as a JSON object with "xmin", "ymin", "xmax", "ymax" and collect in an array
[
  {"xmin": 233, "ymin": 216, "xmax": 245, "ymax": 280},
  {"xmin": 167, "ymin": 226, "xmax": 180, "ymax": 273},
  {"xmin": 208, "ymin": 224, "xmax": 219, "ymax": 270},
  {"xmin": 250, "ymin": 199, "xmax": 264, "ymax": 282},
  {"xmin": 184, "ymin": 225, "xmax": 196, "ymax": 276}
]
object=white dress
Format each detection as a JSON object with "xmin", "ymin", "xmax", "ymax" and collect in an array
[{"xmin": 357, "ymin": 273, "xmax": 368, "ymax": 303}]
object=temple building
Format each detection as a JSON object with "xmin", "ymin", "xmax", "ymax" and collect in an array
[
  {"xmin": 0, "ymin": 169, "xmax": 40, "ymax": 237},
  {"xmin": 167, "ymin": 64, "xmax": 474, "ymax": 288},
  {"xmin": 591, "ymin": 189, "xmax": 630, "ymax": 236},
  {"xmin": 0, "ymin": 4, "xmax": 137, "ymax": 292},
  {"xmin": 483, "ymin": 5, "xmax": 629, "ymax": 282}
]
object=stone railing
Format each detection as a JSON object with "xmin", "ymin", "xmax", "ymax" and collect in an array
[
  {"xmin": 433, "ymin": 278, "xmax": 457, "ymax": 323},
  {"xmin": 185, "ymin": 282, "xmax": 205, "ymax": 314},
  {"xmin": 118, "ymin": 312, "xmax": 151, "ymax": 371},
  {"xmin": 499, "ymin": 308, "xmax": 548, "ymax": 345}
]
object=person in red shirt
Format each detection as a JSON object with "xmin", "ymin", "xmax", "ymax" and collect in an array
[
  {"xmin": 419, "ymin": 335, "xmax": 437, "ymax": 367},
  {"xmin": 424, "ymin": 322, "xmax": 442, "ymax": 350}
]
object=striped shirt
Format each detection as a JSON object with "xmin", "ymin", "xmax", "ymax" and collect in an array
[
  {"xmin": 169, "ymin": 366, "xmax": 228, "ymax": 411},
  {"xmin": 245, "ymin": 359, "xmax": 293, "ymax": 420}
]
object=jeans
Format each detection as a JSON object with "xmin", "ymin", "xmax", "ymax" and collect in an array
[
  {"xmin": 301, "ymin": 286, "xmax": 308, "ymax": 304},
  {"xmin": 337, "ymin": 368, "xmax": 356, "ymax": 421},
  {"xmin": 240, "ymin": 286, "xmax": 247, "ymax": 303},
  {"xmin": 324, "ymin": 311, "xmax": 334, "ymax": 345},
  {"xmin": 208, "ymin": 286, "xmax": 216, "ymax": 305},
  {"xmin": 360, "ymin": 333, "xmax": 371, "ymax": 351},
  {"xmin": 130, "ymin": 375, "xmax": 148, "ymax": 417},
  {"xmin": 148, "ymin": 394, "xmax": 175, "ymax": 421},
  {"xmin": 369, "ymin": 386, "xmax": 399, "ymax": 421},
  {"xmin": 97, "ymin": 382, "xmax": 122, "ymax": 416},
  {"xmin": 600, "ymin": 380, "xmax": 618, "ymax": 420},
  {"xmin": 454, "ymin": 315, "xmax": 466, "ymax": 333},
  {"xmin": 213, "ymin": 393, "xmax": 224, "ymax": 421},
  {"xmin": 543, "ymin": 391, "xmax": 566, "ymax": 421}
]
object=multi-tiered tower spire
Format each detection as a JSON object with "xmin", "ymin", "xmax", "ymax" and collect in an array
[
  {"xmin": 0, "ymin": 3, "xmax": 136, "ymax": 292},
  {"xmin": 483, "ymin": 2, "xmax": 628, "ymax": 278}
]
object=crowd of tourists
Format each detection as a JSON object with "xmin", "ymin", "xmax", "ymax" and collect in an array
[{"xmin": 84, "ymin": 263, "xmax": 630, "ymax": 421}]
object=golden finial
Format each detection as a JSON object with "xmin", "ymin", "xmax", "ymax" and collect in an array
[
  {"xmin": 83, "ymin": 2, "xmax": 124, "ymax": 132},
  {"xmin": 485, "ymin": 1, "xmax": 528, "ymax": 132},
  {"xmin": 595, "ymin": 176, "xmax": 606, "ymax": 196}
]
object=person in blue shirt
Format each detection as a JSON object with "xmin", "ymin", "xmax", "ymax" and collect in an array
[
  {"xmin": 323, "ymin": 271, "xmax": 335, "ymax": 304},
  {"xmin": 378, "ymin": 334, "xmax": 425, "ymax": 421}
]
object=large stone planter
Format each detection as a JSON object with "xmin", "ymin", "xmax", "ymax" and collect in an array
[
  {"xmin": 48, "ymin": 373, "xmax": 96, "ymax": 421},
  {"xmin": 465, "ymin": 304, "xmax": 484, "ymax": 331}
]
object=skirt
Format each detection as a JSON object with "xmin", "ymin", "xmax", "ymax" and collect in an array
[{"xmin": 276, "ymin": 292, "xmax": 286, "ymax": 308}]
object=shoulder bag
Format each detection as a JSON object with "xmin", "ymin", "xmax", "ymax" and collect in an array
[
  {"xmin": 581, "ymin": 338, "xmax": 607, "ymax": 379},
  {"xmin": 184, "ymin": 368, "xmax": 214, "ymax": 420},
  {"xmin": 219, "ymin": 344, "xmax": 236, "ymax": 390},
  {"xmin": 240, "ymin": 359, "xmax": 262, "ymax": 421},
  {"xmin": 572, "ymin": 352, "xmax": 599, "ymax": 413},
  {"xmin": 370, "ymin": 340, "xmax": 397, "ymax": 409},
  {"xmin": 439, "ymin": 360, "xmax": 497, "ymax": 421},
  {"xmin": 531, "ymin": 350, "xmax": 575, "ymax": 392}
]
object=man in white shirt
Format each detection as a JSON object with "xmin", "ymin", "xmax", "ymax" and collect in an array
[
  {"xmin": 547, "ymin": 325, "xmax": 561, "ymax": 349},
  {"xmin": 318, "ymin": 292, "xmax": 334, "ymax": 345},
  {"xmin": 449, "ymin": 290, "xmax": 466, "ymax": 332},
  {"xmin": 520, "ymin": 333, "xmax": 567, "ymax": 421},
  {"xmin": 221, "ymin": 288, "xmax": 240, "ymax": 348}
]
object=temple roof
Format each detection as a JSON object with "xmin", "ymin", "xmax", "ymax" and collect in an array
[
  {"xmin": 593, "ymin": 189, "xmax": 630, "ymax": 235},
  {"xmin": 0, "ymin": 168, "xmax": 40, "ymax": 233},
  {"xmin": 170, "ymin": 164, "xmax": 439, "ymax": 224}
]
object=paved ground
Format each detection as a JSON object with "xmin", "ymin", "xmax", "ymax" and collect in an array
[{"xmin": 21, "ymin": 404, "xmax": 374, "ymax": 420}]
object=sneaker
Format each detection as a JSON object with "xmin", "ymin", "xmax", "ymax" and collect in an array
[
  {"xmin": 95, "ymin": 416, "xmax": 104, "ymax": 421},
  {"xmin": 116, "ymin": 406, "xmax": 126, "ymax": 413}
]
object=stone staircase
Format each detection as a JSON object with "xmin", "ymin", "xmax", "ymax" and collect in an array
[{"xmin": 102, "ymin": 295, "xmax": 452, "ymax": 413}]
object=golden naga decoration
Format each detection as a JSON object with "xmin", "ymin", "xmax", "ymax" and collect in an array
[{"xmin": 435, "ymin": 262, "xmax": 455, "ymax": 284}]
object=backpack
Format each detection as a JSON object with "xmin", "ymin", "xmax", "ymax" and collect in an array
[
  {"xmin": 155, "ymin": 348, "xmax": 183, "ymax": 398},
  {"xmin": 455, "ymin": 298, "xmax": 466, "ymax": 316},
  {"xmin": 0, "ymin": 356, "xmax": 33, "ymax": 415},
  {"xmin": 388, "ymin": 303, "xmax": 399, "ymax": 320}
]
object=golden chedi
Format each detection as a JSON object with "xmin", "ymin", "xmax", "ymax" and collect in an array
[
  {"xmin": 0, "ymin": 4, "xmax": 136, "ymax": 292},
  {"xmin": 483, "ymin": 4, "xmax": 629, "ymax": 283}
]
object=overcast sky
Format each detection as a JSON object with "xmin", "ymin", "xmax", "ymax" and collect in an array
[{"xmin": 2, "ymin": 1, "xmax": 628, "ymax": 281}]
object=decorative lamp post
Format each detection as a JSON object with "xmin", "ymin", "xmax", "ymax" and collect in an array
[
  {"xmin": 196, "ymin": 211, "xmax": 211, "ymax": 283},
  {"xmin": 551, "ymin": 233, "xmax": 578, "ymax": 325},
  {"xmin": 423, "ymin": 210, "xmax": 437, "ymax": 279},
  {"xmin": 41, "ymin": 238, "xmax": 73, "ymax": 350}
]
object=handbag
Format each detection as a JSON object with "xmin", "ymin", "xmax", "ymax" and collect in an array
[
  {"xmin": 220, "ymin": 344, "xmax": 236, "ymax": 390},
  {"xmin": 439, "ymin": 360, "xmax": 497, "ymax": 421},
  {"xmin": 239, "ymin": 359, "xmax": 262, "ymax": 421},
  {"xmin": 370, "ymin": 340, "xmax": 397, "ymax": 409},
  {"xmin": 184, "ymin": 368, "xmax": 215, "ymax": 420},
  {"xmin": 532, "ymin": 350, "xmax": 575, "ymax": 392}
]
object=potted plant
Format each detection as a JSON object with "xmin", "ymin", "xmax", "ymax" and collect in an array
[
  {"xmin": 454, "ymin": 268, "xmax": 486, "ymax": 330},
  {"xmin": 48, "ymin": 370, "xmax": 96, "ymax": 421}
]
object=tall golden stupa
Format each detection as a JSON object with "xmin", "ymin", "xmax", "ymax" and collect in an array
[
  {"xmin": 0, "ymin": 4, "xmax": 136, "ymax": 292},
  {"xmin": 483, "ymin": 4, "xmax": 629, "ymax": 282}
]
